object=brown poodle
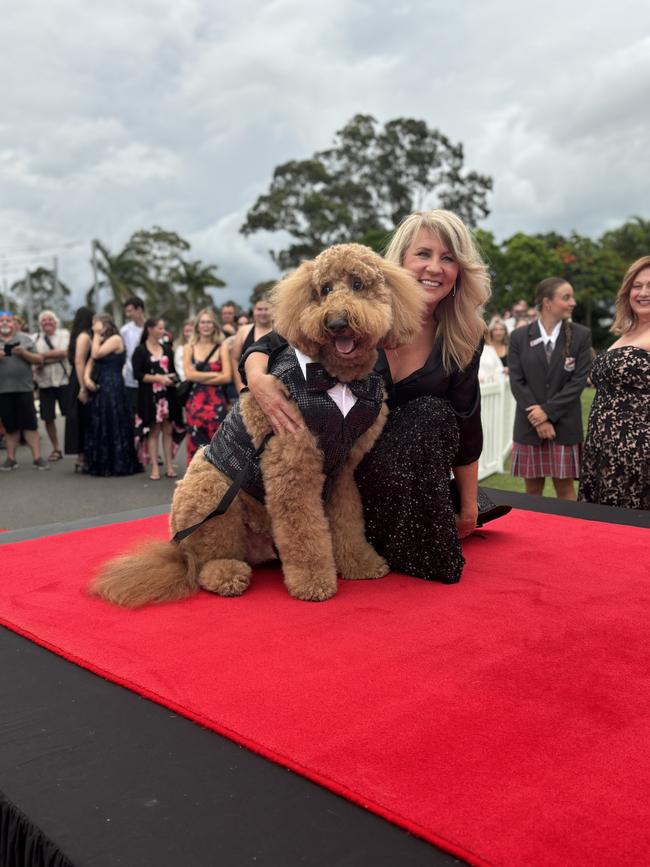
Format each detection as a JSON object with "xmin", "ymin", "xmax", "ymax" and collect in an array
[{"xmin": 91, "ymin": 244, "xmax": 425, "ymax": 605}]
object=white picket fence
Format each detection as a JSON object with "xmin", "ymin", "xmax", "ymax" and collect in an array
[{"xmin": 478, "ymin": 376, "xmax": 516, "ymax": 480}]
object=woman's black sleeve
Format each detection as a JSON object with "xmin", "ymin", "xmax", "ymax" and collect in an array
[
  {"xmin": 165, "ymin": 344, "xmax": 177, "ymax": 376},
  {"xmin": 238, "ymin": 331, "xmax": 289, "ymax": 386},
  {"xmin": 131, "ymin": 345, "xmax": 147, "ymax": 383},
  {"xmin": 449, "ymin": 346, "xmax": 483, "ymax": 466}
]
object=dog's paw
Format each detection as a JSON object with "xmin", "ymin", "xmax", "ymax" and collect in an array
[
  {"xmin": 198, "ymin": 559, "xmax": 251, "ymax": 597},
  {"xmin": 283, "ymin": 567, "xmax": 337, "ymax": 602},
  {"xmin": 339, "ymin": 548, "xmax": 390, "ymax": 581}
]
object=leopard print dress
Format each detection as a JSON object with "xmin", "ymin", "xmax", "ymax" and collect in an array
[{"xmin": 579, "ymin": 346, "xmax": 650, "ymax": 510}]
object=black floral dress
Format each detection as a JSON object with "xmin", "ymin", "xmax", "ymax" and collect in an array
[
  {"xmin": 579, "ymin": 346, "xmax": 650, "ymax": 510},
  {"xmin": 132, "ymin": 345, "xmax": 185, "ymax": 467}
]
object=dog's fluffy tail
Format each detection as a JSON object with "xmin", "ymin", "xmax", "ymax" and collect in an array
[{"xmin": 89, "ymin": 540, "xmax": 200, "ymax": 608}]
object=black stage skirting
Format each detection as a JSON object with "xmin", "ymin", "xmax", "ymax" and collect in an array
[{"xmin": 1, "ymin": 492, "xmax": 647, "ymax": 867}]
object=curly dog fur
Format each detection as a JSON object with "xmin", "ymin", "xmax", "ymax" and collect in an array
[{"xmin": 90, "ymin": 243, "xmax": 425, "ymax": 605}]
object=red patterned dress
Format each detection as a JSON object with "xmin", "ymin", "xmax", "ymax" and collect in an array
[{"xmin": 184, "ymin": 352, "xmax": 228, "ymax": 464}]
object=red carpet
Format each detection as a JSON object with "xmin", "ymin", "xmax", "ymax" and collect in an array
[{"xmin": 1, "ymin": 510, "xmax": 649, "ymax": 867}]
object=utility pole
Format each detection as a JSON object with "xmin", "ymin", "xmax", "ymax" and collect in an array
[
  {"xmin": 26, "ymin": 269, "xmax": 34, "ymax": 333},
  {"xmin": 52, "ymin": 255, "xmax": 60, "ymax": 312},
  {"xmin": 1, "ymin": 256, "xmax": 7, "ymax": 310},
  {"xmin": 91, "ymin": 240, "xmax": 99, "ymax": 312}
]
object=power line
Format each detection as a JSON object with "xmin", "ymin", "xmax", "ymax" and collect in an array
[{"xmin": 0, "ymin": 239, "xmax": 89, "ymax": 259}]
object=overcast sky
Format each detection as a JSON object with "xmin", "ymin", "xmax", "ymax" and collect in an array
[{"xmin": 2, "ymin": 0, "xmax": 650, "ymax": 311}]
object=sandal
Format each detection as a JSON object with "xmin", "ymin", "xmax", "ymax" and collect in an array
[
  {"xmin": 48, "ymin": 450, "xmax": 63, "ymax": 462},
  {"xmin": 165, "ymin": 470, "xmax": 178, "ymax": 479},
  {"xmin": 149, "ymin": 472, "xmax": 161, "ymax": 481}
]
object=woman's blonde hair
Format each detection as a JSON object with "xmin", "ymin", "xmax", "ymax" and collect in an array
[
  {"xmin": 611, "ymin": 255, "xmax": 650, "ymax": 336},
  {"xmin": 190, "ymin": 308, "xmax": 223, "ymax": 345},
  {"xmin": 175, "ymin": 318, "xmax": 195, "ymax": 348},
  {"xmin": 385, "ymin": 210, "xmax": 491, "ymax": 370},
  {"xmin": 487, "ymin": 317, "xmax": 509, "ymax": 346}
]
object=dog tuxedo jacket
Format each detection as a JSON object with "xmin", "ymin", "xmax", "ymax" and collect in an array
[{"xmin": 204, "ymin": 345, "xmax": 385, "ymax": 504}]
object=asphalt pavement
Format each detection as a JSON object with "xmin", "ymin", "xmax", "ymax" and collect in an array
[{"xmin": 0, "ymin": 418, "xmax": 184, "ymax": 531}]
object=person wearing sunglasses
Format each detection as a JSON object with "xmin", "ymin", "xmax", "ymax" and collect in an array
[{"xmin": 0, "ymin": 311, "xmax": 49, "ymax": 470}]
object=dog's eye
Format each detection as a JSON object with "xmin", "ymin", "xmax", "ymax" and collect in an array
[
  {"xmin": 321, "ymin": 284, "xmax": 332, "ymax": 297},
  {"xmin": 352, "ymin": 279, "xmax": 364, "ymax": 292}
]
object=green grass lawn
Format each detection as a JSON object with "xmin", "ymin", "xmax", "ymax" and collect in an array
[{"xmin": 482, "ymin": 388, "xmax": 595, "ymax": 496}]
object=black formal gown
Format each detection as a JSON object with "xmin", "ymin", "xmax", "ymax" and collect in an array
[
  {"xmin": 355, "ymin": 345, "xmax": 483, "ymax": 584},
  {"xmin": 84, "ymin": 352, "xmax": 141, "ymax": 477}
]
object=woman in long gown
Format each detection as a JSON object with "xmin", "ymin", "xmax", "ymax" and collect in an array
[
  {"xmin": 64, "ymin": 306, "xmax": 93, "ymax": 471},
  {"xmin": 579, "ymin": 256, "xmax": 650, "ymax": 510},
  {"xmin": 243, "ymin": 210, "xmax": 497, "ymax": 584},
  {"xmin": 83, "ymin": 314, "xmax": 141, "ymax": 477}
]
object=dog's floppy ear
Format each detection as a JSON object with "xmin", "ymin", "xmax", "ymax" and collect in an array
[
  {"xmin": 270, "ymin": 261, "xmax": 316, "ymax": 347},
  {"xmin": 380, "ymin": 259, "xmax": 427, "ymax": 348}
]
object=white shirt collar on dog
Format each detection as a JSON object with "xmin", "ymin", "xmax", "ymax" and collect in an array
[{"xmin": 293, "ymin": 347, "xmax": 358, "ymax": 418}]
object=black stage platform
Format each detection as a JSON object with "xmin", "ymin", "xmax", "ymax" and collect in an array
[{"xmin": 1, "ymin": 492, "xmax": 647, "ymax": 867}]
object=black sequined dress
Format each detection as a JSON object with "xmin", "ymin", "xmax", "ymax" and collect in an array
[
  {"xmin": 355, "ymin": 345, "xmax": 483, "ymax": 584},
  {"xmin": 578, "ymin": 346, "xmax": 650, "ymax": 510},
  {"xmin": 85, "ymin": 352, "xmax": 141, "ymax": 477}
]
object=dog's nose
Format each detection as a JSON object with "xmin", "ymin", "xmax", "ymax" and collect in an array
[{"xmin": 326, "ymin": 317, "xmax": 349, "ymax": 334}]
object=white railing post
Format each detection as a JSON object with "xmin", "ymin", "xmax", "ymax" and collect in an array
[{"xmin": 478, "ymin": 375, "xmax": 516, "ymax": 481}]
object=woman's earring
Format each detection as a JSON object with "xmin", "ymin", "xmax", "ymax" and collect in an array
[{"xmin": 452, "ymin": 282, "xmax": 457, "ymax": 298}]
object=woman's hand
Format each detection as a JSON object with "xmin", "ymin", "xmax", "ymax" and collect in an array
[
  {"xmin": 158, "ymin": 374, "xmax": 174, "ymax": 386},
  {"xmin": 535, "ymin": 421, "xmax": 556, "ymax": 440},
  {"xmin": 91, "ymin": 321, "xmax": 104, "ymax": 336},
  {"xmin": 84, "ymin": 378, "xmax": 97, "ymax": 392},
  {"xmin": 248, "ymin": 372, "xmax": 304, "ymax": 435},
  {"xmin": 78, "ymin": 386, "xmax": 89, "ymax": 404},
  {"xmin": 526, "ymin": 404, "xmax": 548, "ymax": 427},
  {"xmin": 455, "ymin": 506, "xmax": 478, "ymax": 539}
]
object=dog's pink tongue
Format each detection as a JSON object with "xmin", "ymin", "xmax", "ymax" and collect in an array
[{"xmin": 335, "ymin": 336, "xmax": 355, "ymax": 355}]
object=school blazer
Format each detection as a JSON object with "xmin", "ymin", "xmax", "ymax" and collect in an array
[{"xmin": 507, "ymin": 321, "xmax": 592, "ymax": 445}]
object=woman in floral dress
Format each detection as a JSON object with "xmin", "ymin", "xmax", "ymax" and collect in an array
[
  {"xmin": 579, "ymin": 256, "xmax": 650, "ymax": 510},
  {"xmin": 183, "ymin": 307, "xmax": 232, "ymax": 465},
  {"xmin": 132, "ymin": 318, "xmax": 185, "ymax": 480}
]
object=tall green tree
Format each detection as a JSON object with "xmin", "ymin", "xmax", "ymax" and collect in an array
[
  {"xmin": 555, "ymin": 233, "xmax": 625, "ymax": 339},
  {"xmin": 10, "ymin": 267, "xmax": 72, "ymax": 327},
  {"xmin": 473, "ymin": 229, "xmax": 506, "ymax": 312},
  {"xmin": 600, "ymin": 216, "xmax": 650, "ymax": 265},
  {"xmin": 88, "ymin": 240, "xmax": 152, "ymax": 325},
  {"xmin": 241, "ymin": 114, "xmax": 492, "ymax": 269},
  {"xmin": 127, "ymin": 227, "xmax": 191, "ymax": 320},
  {"xmin": 497, "ymin": 233, "xmax": 564, "ymax": 306},
  {"xmin": 171, "ymin": 259, "xmax": 226, "ymax": 318}
]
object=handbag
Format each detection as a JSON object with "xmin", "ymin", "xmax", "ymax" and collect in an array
[{"xmin": 176, "ymin": 344, "xmax": 220, "ymax": 407}]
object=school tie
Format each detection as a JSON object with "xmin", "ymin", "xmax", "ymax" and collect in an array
[{"xmin": 545, "ymin": 340, "xmax": 553, "ymax": 364}]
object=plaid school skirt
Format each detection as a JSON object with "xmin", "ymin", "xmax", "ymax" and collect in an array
[{"xmin": 511, "ymin": 441, "xmax": 582, "ymax": 479}]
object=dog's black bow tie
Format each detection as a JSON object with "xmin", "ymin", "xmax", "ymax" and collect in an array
[{"xmin": 305, "ymin": 362, "xmax": 383, "ymax": 402}]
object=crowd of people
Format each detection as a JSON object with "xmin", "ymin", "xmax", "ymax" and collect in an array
[
  {"xmin": 477, "ymin": 263, "xmax": 649, "ymax": 508},
  {"xmin": 1, "ymin": 219, "xmax": 648, "ymax": 570},
  {"xmin": 0, "ymin": 297, "xmax": 266, "ymax": 480}
]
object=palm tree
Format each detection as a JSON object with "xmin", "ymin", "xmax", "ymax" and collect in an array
[
  {"xmin": 171, "ymin": 259, "xmax": 226, "ymax": 317},
  {"xmin": 88, "ymin": 240, "xmax": 152, "ymax": 325}
]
